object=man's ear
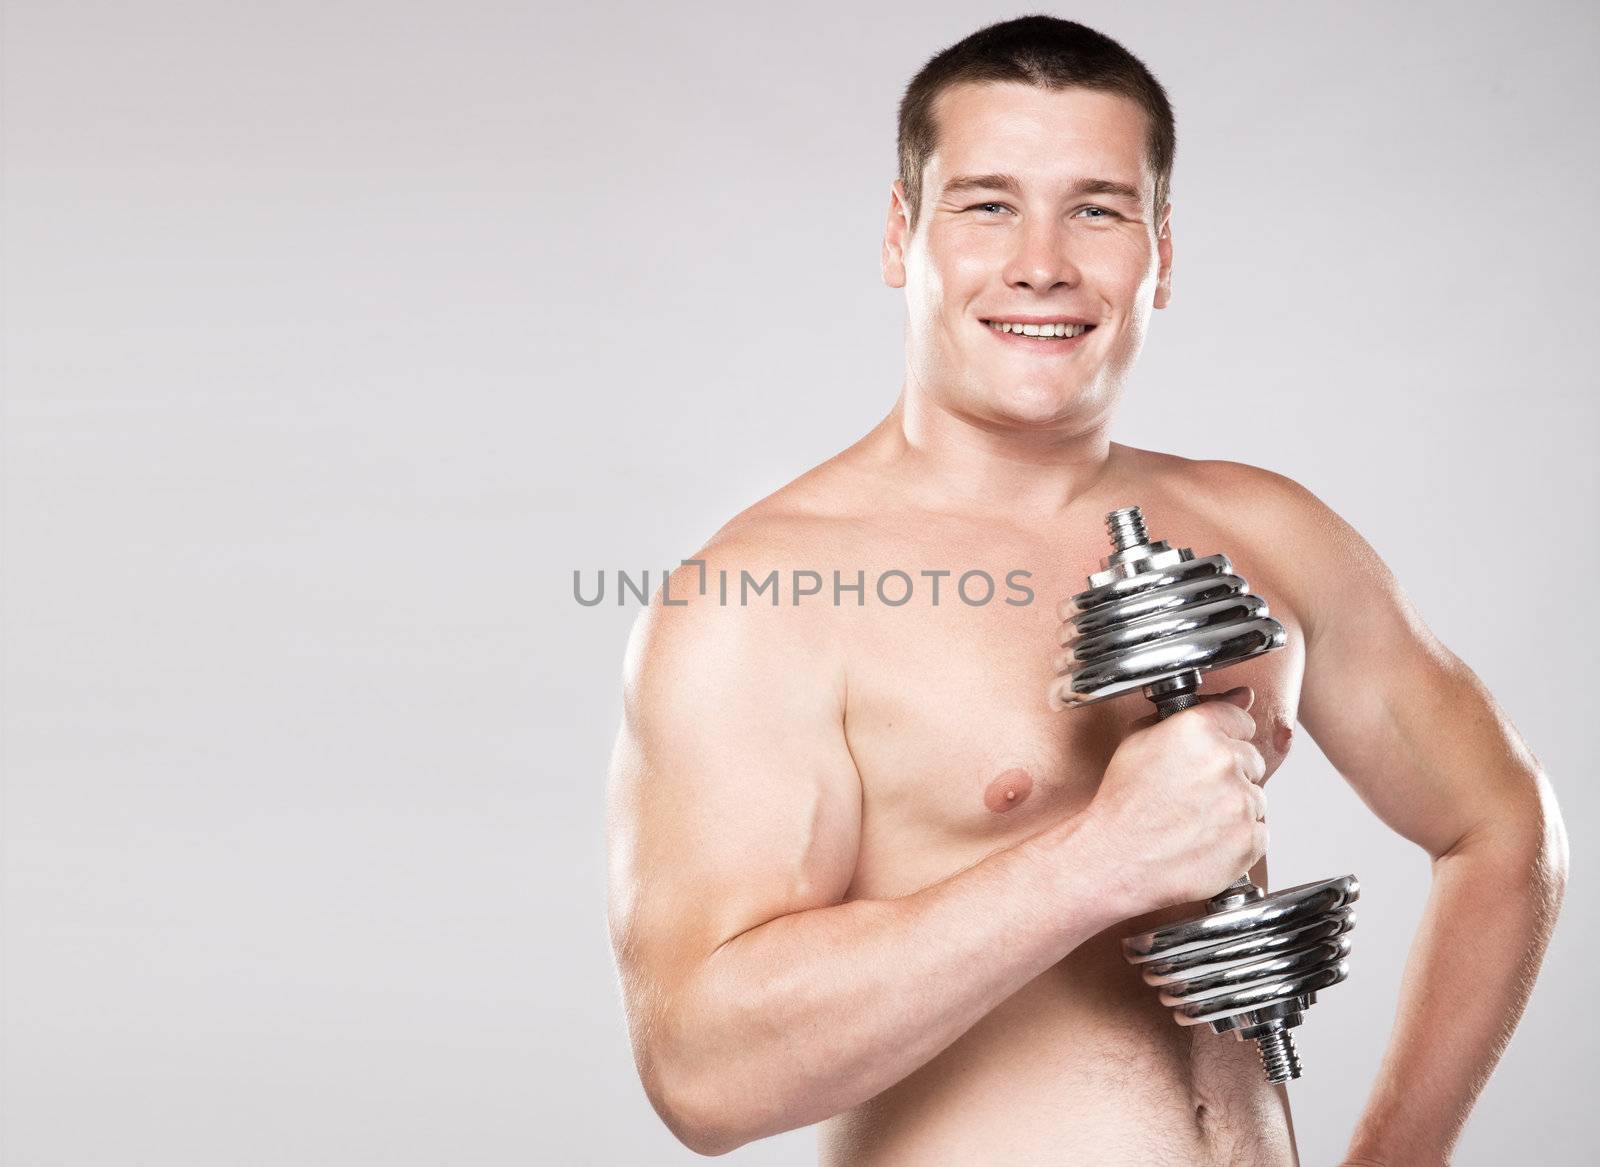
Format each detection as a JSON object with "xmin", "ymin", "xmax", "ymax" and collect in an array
[
  {"xmin": 1153, "ymin": 201, "xmax": 1173, "ymax": 309},
  {"xmin": 881, "ymin": 179, "xmax": 910, "ymax": 289}
]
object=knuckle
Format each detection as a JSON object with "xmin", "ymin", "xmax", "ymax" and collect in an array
[
  {"xmin": 1239, "ymin": 780, "xmax": 1257, "ymax": 811},
  {"xmin": 1217, "ymin": 738, "xmax": 1245, "ymax": 771},
  {"xmin": 1209, "ymin": 708, "xmax": 1249, "ymax": 742}
]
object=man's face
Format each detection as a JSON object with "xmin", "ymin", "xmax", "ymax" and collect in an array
[{"xmin": 883, "ymin": 81, "xmax": 1172, "ymax": 430}]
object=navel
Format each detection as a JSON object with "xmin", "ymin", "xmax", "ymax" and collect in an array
[{"xmin": 983, "ymin": 767, "xmax": 1034, "ymax": 813}]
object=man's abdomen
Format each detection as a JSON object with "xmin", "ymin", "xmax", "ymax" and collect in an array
[{"xmin": 816, "ymin": 929, "xmax": 1297, "ymax": 1167}]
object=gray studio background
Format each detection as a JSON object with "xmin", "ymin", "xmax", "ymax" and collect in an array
[{"xmin": 3, "ymin": 2, "xmax": 1595, "ymax": 1164}]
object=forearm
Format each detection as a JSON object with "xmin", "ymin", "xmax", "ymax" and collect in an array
[
  {"xmin": 1345, "ymin": 816, "xmax": 1568, "ymax": 1165},
  {"xmin": 659, "ymin": 812, "xmax": 1128, "ymax": 1152}
]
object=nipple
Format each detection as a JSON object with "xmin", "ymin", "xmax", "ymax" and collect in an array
[
  {"xmin": 983, "ymin": 768, "xmax": 1034, "ymax": 813},
  {"xmin": 1273, "ymin": 720, "xmax": 1294, "ymax": 756}
]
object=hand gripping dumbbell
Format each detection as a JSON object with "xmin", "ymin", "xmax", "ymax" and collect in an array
[{"xmin": 1055, "ymin": 505, "xmax": 1359, "ymax": 1084}]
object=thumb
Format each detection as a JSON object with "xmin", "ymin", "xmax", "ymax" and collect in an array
[{"xmin": 1200, "ymin": 685, "xmax": 1255, "ymax": 711}]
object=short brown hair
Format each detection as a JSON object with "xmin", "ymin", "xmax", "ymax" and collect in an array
[{"xmin": 896, "ymin": 15, "xmax": 1176, "ymax": 231}]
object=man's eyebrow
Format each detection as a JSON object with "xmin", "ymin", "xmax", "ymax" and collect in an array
[
  {"xmin": 940, "ymin": 173, "xmax": 1026, "ymax": 198},
  {"xmin": 939, "ymin": 173, "xmax": 1143, "ymax": 203},
  {"xmin": 1071, "ymin": 177, "xmax": 1143, "ymax": 203}
]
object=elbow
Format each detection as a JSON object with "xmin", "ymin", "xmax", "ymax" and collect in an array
[
  {"xmin": 1539, "ymin": 790, "xmax": 1571, "ymax": 898},
  {"xmin": 637, "ymin": 1003, "xmax": 767, "ymax": 1157},
  {"xmin": 1523, "ymin": 770, "xmax": 1570, "ymax": 901},
  {"xmin": 644, "ymin": 1063, "xmax": 754, "ymax": 1157},
  {"xmin": 1525, "ymin": 801, "xmax": 1570, "ymax": 937},
  {"xmin": 1460, "ymin": 774, "xmax": 1570, "ymax": 906},
  {"xmin": 628, "ymin": 972, "xmax": 801, "ymax": 1155}
]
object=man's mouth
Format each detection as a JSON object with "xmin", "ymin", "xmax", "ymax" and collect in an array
[{"xmin": 979, "ymin": 317, "xmax": 1098, "ymax": 341}]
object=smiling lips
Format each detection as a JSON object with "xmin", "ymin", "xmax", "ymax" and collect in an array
[{"xmin": 980, "ymin": 316, "xmax": 1098, "ymax": 344}]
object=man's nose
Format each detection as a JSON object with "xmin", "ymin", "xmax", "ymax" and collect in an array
[{"xmin": 1003, "ymin": 221, "xmax": 1081, "ymax": 292}]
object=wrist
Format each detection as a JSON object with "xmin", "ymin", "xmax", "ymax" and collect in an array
[{"xmin": 1024, "ymin": 810, "xmax": 1140, "ymax": 935}]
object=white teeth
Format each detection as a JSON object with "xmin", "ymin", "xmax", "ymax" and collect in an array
[{"xmin": 985, "ymin": 320, "xmax": 1089, "ymax": 338}]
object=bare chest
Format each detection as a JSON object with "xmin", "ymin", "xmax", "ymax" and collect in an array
[{"xmin": 833, "ymin": 517, "xmax": 1306, "ymax": 901}]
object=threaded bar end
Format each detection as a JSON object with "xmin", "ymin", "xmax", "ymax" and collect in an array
[
  {"xmin": 1105, "ymin": 506, "xmax": 1148, "ymax": 552},
  {"xmin": 1255, "ymin": 1030, "xmax": 1302, "ymax": 1084}
]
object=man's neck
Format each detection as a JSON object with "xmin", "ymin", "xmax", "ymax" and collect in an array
[{"xmin": 864, "ymin": 386, "xmax": 1118, "ymax": 524}]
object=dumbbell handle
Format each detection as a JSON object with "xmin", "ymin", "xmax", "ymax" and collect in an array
[{"xmin": 1151, "ymin": 688, "xmax": 1258, "ymax": 902}]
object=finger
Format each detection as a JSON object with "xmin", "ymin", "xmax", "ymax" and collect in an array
[
  {"xmin": 1251, "ymin": 820, "xmax": 1271, "ymax": 865},
  {"xmin": 1196, "ymin": 685, "xmax": 1254, "ymax": 712},
  {"xmin": 1235, "ymin": 740, "xmax": 1267, "ymax": 785},
  {"xmin": 1187, "ymin": 694, "xmax": 1257, "ymax": 742},
  {"xmin": 1245, "ymin": 779, "xmax": 1268, "ymax": 822}
]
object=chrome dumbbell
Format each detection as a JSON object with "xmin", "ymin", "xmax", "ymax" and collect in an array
[{"xmin": 1056, "ymin": 505, "xmax": 1358, "ymax": 1084}]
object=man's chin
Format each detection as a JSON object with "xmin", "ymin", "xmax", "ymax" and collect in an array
[{"xmin": 973, "ymin": 384, "xmax": 1105, "ymax": 430}]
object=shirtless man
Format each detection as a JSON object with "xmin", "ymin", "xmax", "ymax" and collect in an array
[{"xmin": 604, "ymin": 16, "xmax": 1568, "ymax": 1165}]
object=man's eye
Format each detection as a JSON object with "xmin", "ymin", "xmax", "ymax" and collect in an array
[{"xmin": 965, "ymin": 203, "xmax": 1119, "ymax": 219}]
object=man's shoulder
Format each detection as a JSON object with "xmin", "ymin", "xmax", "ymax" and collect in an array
[
  {"xmin": 1118, "ymin": 445, "xmax": 1309, "ymax": 507},
  {"xmin": 625, "ymin": 459, "xmax": 862, "ymax": 695},
  {"xmin": 693, "ymin": 448, "xmax": 880, "ymax": 569},
  {"xmin": 1130, "ymin": 449, "xmax": 1386, "ymax": 650},
  {"xmin": 1110, "ymin": 444, "xmax": 1353, "ymax": 604},
  {"xmin": 1120, "ymin": 446, "xmax": 1341, "ymax": 541},
  {"xmin": 1187, "ymin": 456, "xmax": 1351, "ymax": 556}
]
